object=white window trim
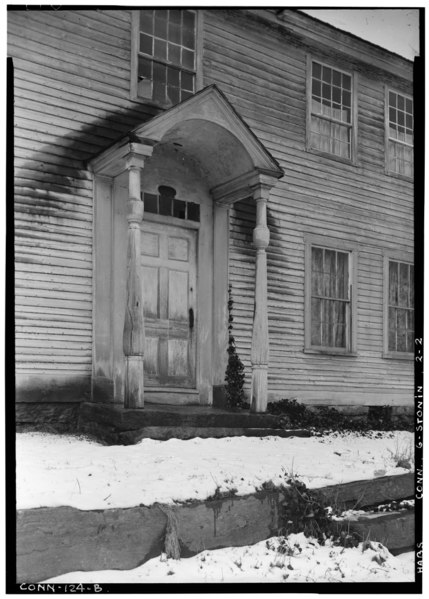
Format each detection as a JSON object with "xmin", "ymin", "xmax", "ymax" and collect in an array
[
  {"xmin": 383, "ymin": 250, "xmax": 414, "ymax": 360},
  {"xmin": 130, "ymin": 9, "xmax": 203, "ymax": 106},
  {"xmin": 384, "ymin": 86, "xmax": 414, "ymax": 180},
  {"xmin": 304, "ymin": 235, "xmax": 358, "ymax": 356},
  {"xmin": 306, "ymin": 55, "xmax": 358, "ymax": 165}
]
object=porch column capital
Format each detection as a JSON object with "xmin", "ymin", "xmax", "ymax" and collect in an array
[{"xmin": 89, "ymin": 140, "xmax": 154, "ymax": 178}]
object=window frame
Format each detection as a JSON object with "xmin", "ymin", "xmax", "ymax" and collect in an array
[
  {"xmin": 304, "ymin": 236, "xmax": 358, "ymax": 356},
  {"xmin": 306, "ymin": 55, "xmax": 358, "ymax": 165},
  {"xmin": 130, "ymin": 9, "xmax": 203, "ymax": 107},
  {"xmin": 384, "ymin": 87, "xmax": 414, "ymax": 180},
  {"xmin": 383, "ymin": 251, "xmax": 414, "ymax": 360}
]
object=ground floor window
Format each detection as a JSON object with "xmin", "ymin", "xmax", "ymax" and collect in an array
[
  {"xmin": 305, "ymin": 239, "xmax": 357, "ymax": 354},
  {"xmin": 385, "ymin": 257, "xmax": 414, "ymax": 356}
]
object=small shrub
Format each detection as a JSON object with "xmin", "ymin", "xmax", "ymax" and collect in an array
[
  {"xmin": 224, "ymin": 286, "xmax": 246, "ymax": 409},
  {"xmin": 279, "ymin": 475, "xmax": 360, "ymax": 548},
  {"xmin": 267, "ymin": 399, "xmax": 413, "ymax": 433}
]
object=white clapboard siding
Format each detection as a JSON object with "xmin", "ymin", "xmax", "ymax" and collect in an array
[
  {"xmin": 203, "ymin": 10, "xmax": 414, "ymax": 403},
  {"xmin": 9, "ymin": 8, "xmax": 154, "ymax": 378}
]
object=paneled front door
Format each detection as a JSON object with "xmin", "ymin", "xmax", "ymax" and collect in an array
[{"xmin": 141, "ymin": 221, "xmax": 197, "ymax": 388}]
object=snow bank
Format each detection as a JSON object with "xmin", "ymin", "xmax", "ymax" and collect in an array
[
  {"xmin": 16, "ymin": 431, "xmax": 414, "ymax": 510},
  {"xmin": 43, "ymin": 534, "xmax": 415, "ymax": 583}
]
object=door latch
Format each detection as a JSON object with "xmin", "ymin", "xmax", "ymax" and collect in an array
[{"xmin": 189, "ymin": 307, "xmax": 194, "ymax": 329}]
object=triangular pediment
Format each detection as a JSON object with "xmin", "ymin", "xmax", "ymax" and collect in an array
[{"xmin": 132, "ymin": 85, "xmax": 283, "ymax": 179}]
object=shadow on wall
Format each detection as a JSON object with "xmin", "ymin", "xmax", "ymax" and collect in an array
[{"xmin": 15, "ymin": 102, "xmax": 161, "ymax": 202}]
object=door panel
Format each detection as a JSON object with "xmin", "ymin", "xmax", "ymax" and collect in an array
[
  {"xmin": 141, "ymin": 222, "xmax": 197, "ymax": 388},
  {"xmin": 142, "ymin": 266, "xmax": 159, "ymax": 318},
  {"xmin": 168, "ymin": 270, "xmax": 189, "ymax": 320}
]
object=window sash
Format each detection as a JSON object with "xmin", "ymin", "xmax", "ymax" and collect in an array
[
  {"xmin": 135, "ymin": 9, "xmax": 196, "ymax": 105},
  {"xmin": 310, "ymin": 247, "xmax": 351, "ymax": 349},
  {"xmin": 310, "ymin": 60, "xmax": 354, "ymax": 160},
  {"xmin": 386, "ymin": 89, "xmax": 414, "ymax": 177},
  {"xmin": 387, "ymin": 260, "xmax": 414, "ymax": 353}
]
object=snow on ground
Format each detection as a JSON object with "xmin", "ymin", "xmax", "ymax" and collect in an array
[
  {"xmin": 44, "ymin": 534, "xmax": 415, "ymax": 583},
  {"xmin": 16, "ymin": 431, "xmax": 413, "ymax": 510}
]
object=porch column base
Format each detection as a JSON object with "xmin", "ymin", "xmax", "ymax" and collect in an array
[
  {"xmin": 124, "ymin": 356, "xmax": 144, "ymax": 409},
  {"xmin": 251, "ymin": 365, "xmax": 268, "ymax": 413}
]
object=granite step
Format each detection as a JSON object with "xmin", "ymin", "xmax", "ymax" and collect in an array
[{"xmin": 78, "ymin": 402, "xmax": 308, "ymax": 444}]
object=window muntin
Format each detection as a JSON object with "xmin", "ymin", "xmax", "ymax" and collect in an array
[
  {"xmin": 310, "ymin": 247, "xmax": 351, "ymax": 349},
  {"xmin": 143, "ymin": 192, "xmax": 200, "ymax": 222},
  {"xmin": 310, "ymin": 61, "xmax": 353, "ymax": 160},
  {"xmin": 387, "ymin": 260, "xmax": 414, "ymax": 353},
  {"xmin": 387, "ymin": 90, "xmax": 414, "ymax": 178},
  {"xmin": 137, "ymin": 9, "xmax": 196, "ymax": 106}
]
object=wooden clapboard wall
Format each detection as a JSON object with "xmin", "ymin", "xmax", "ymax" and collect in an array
[
  {"xmin": 9, "ymin": 9, "xmax": 157, "ymax": 399},
  {"xmin": 203, "ymin": 9, "xmax": 414, "ymax": 405},
  {"xmin": 10, "ymin": 7, "xmax": 414, "ymax": 406}
]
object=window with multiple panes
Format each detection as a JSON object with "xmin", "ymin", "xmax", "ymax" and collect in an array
[
  {"xmin": 386, "ymin": 90, "xmax": 414, "ymax": 178},
  {"xmin": 136, "ymin": 9, "xmax": 196, "ymax": 106},
  {"xmin": 143, "ymin": 189, "xmax": 200, "ymax": 223},
  {"xmin": 309, "ymin": 246, "xmax": 352, "ymax": 350},
  {"xmin": 309, "ymin": 60, "xmax": 353, "ymax": 160},
  {"xmin": 386, "ymin": 259, "xmax": 414, "ymax": 354}
]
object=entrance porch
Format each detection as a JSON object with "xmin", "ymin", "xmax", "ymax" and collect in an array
[{"xmin": 89, "ymin": 85, "xmax": 283, "ymax": 416}]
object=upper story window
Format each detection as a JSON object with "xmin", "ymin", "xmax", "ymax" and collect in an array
[
  {"xmin": 308, "ymin": 59, "xmax": 355, "ymax": 161},
  {"xmin": 386, "ymin": 90, "xmax": 413, "ymax": 178},
  {"xmin": 133, "ymin": 9, "xmax": 196, "ymax": 107}
]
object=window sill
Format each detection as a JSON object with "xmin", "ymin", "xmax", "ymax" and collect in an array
[
  {"xmin": 306, "ymin": 146, "xmax": 356, "ymax": 167},
  {"xmin": 382, "ymin": 352, "xmax": 414, "ymax": 361},
  {"xmin": 385, "ymin": 170, "xmax": 414, "ymax": 183},
  {"xmin": 304, "ymin": 348, "xmax": 358, "ymax": 357},
  {"xmin": 131, "ymin": 93, "xmax": 172, "ymax": 110}
]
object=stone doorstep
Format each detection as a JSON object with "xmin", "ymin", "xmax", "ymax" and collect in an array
[
  {"xmin": 117, "ymin": 427, "xmax": 310, "ymax": 444},
  {"xmin": 79, "ymin": 402, "xmax": 285, "ymax": 429},
  {"xmin": 16, "ymin": 473, "xmax": 415, "ymax": 583},
  {"xmin": 78, "ymin": 401, "xmax": 311, "ymax": 444}
]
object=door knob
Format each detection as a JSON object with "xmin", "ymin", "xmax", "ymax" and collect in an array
[{"xmin": 189, "ymin": 307, "xmax": 194, "ymax": 329}]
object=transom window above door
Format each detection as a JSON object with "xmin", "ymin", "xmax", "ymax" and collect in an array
[
  {"xmin": 308, "ymin": 58, "xmax": 356, "ymax": 162},
  {"xmin": 143, "ymin": 190, "xmax": 200, "ymax": 223},
  {"xmin": 132, "ymin": 9, "xmax": 197, "ymax": 106}
]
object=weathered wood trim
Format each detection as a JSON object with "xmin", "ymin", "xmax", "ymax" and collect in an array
[
  {"xmin": 352, "ymin": 70, "xmax": 359, "ymax": 164},
  {"xmin": 304, "ymin": 235, "xmax": 359, "ymax": 355},
  {"xmin": 92, "ymin": 176, "xmax": 113, "ymax": 396},
  {"xmin": 256, "ymin": 9, "xmax": 413, "ymax": 82},
  {"xmin": 382, "ymin": 250, "xmax": 414, "ymax": 360},
  {"xmin": 195, "ymin": 10, "xmax": 204, "ymax": 91},
  {"xmin": 250, "ymin": 183, "xmax": 270, "ymax": 413},
  {"xmin": 305, "ymin": 53, "xmax": 312, "ymax": 154},
  {"xmin": 212, "ymin": 204, "xmax": 230, "ymax": 387},
  {"xmin": 129, "ymin": 10, "xmax": 139, "ymax": 101},
  {"xmin": 123, "ymin": 165, "xmax": 145, "ymax": 409}
]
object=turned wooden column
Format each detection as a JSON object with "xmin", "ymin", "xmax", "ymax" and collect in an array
[
  {"xmin": 123, "ymin": 161, "xmax": 145, "ymax": 408},
  {"xmin": 250, "ymin": 184, "xmax": 270, "ymax": 413}
]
